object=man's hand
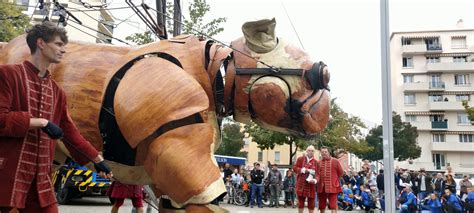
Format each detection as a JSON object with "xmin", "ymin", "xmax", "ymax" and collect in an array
[
  {"xmin": 301, "ymin": 167, "xmax": 306, "ymax": 174},
  {"xmin": 94, "ymin": 161, "xmax": 113, "ymax": 179},
  {"xmin": 41, "ymin": 121, "xmax": 64, "ymax": 139},
  {"xmin": 29, "ymin": 118, "xmax": 49, "ymax": 129}
]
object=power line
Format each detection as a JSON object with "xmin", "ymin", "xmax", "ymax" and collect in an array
[
  {"xmin": 147, "ymin": 6, "xmax": 280, "ymax": 72},
  {"xmin": 68, "ymin": 19, "xmax": 130, "ymax": 45},
  {"xmin": 281, "ymin": 1, "xmax": 305, "ymax": 50},
  {"xmin": 67, "ymin": 21, "xmax": 109, "ymax": 44}
]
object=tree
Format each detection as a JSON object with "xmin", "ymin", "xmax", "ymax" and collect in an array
[
  {"xmin": 245, "ymin": 122, "xmax": 312, "ymax": 166},
  {"xmin": 126, "ymin": 0, "xmax": 226, "ymax": 44},
  {"xmin": 0, "ymin": 3, "xmax": 30, "ymax": 42},
  {"xmin": 182, "ymin": 0, "xmax": 226, "ymax": 38},
  {"xmin": 245, "ymin": 99, "xmax": 371, "ymax": 165},
  {"xmin": 316, "ymin": 99, "xmax": 372, "ymax": 155},
  {"xmin": 359, "ymin": 112, "xmax": 421, "ymax": 161},
  {"xmin": 462, "ymin": 101, "xmax": 474, "ymax": 123},
  {"xmin": 125, "ymin": 31, "xmax": 155, "ymax": 45},
  {"xmin": 215, "ymin": 119, "xmax": 246, "ymax": 157}
]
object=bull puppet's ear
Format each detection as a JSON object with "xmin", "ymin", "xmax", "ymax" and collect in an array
[{"xmin": 242, "ymin": 18, "xmax": 277, "ymax": 54}]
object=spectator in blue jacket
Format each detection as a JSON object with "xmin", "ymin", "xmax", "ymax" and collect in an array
[
  {"xmin": 443, "ymin": 189, "xmax": 463, "ymax": 213},
  {"xmin": 420, "ymin": 193, "xmax": 442, "ymax": 213},
  {"xmin": 338, "ymin": 185, "xmax": 354, "ymax": 211},
  {"xmin": 399, "ymin": 186, "xmax": 417, "ymax": 213},
  {"xmin": 356, "ymin": 186, "xmax": 375, "ymax": 212},
  {"xmin": 465, "ymin": 187, "xmax": 474, "ymax": 212}
]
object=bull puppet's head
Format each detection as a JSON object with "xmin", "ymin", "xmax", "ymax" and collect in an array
[{"xmin": 226, "ymin": 18, "xmax": 330, "ymax": 137}]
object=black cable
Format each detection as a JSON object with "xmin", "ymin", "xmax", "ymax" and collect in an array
[
  {"xmin": 0, "ymin": 15, "xmax": 26, "ymax": 20},
  {"xmin": 67, "ymin": 22, "xmax": 109, "ymax": 44},
  {"xmin": 147, "ymin": 7, "xmax": 280, "ymax": 72},
  {"xmin": 68, "ymin": 19, "xmax": 130, "ymax": 45}
]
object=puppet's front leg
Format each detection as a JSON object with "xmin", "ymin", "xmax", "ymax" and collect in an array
[{"xmin": 144, "ymin": 123, "xmax": 227, "ymax": 212}]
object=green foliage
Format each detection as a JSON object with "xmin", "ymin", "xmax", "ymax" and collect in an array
[
  {"xmin": 245, "ymin": 122, "xmax": 312, "ymax": 165},
  {"xmin": 462, "ymin": 101, "xmax": 474, "ymax": 123},
  {"xmin": 124, "ymin": 31, "xmax": 155, "ymax": 45},
  {"xmin": 215, "ymin": 119, "xmax": 246, "ymax": 157},
  {"xmin": 245, "ymin": 100, "xmax": 370, "ymax": 164},
  {"xmin": 316, "ymin": 99, "xmax": 372, "ymax": 155},
  {"xmin": 0, "ymin": 2, "xmax": 30, "ymax": 42},
  {"xmin": 360, "ymin": 112, "xmax": 421, "ymax": 161},
  {"xmin": 182, "ymin": 0, "xmax": 226, "ymax": 38}
]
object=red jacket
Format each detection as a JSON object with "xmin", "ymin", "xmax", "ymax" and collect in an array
[
  {"xmin": 317, "ymin": 157, "xmax": 343, "ymax": 194},
  {"xmin": 293, "ymin": 155, "xmax": 318, "ymax": 198},
  {"xmin": 0, "ymin": 61, "xmax": 99, "ymax": 208}
]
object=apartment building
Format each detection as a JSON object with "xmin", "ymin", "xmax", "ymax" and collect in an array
[
  {"xmin": 390, "ymin": 26, "xmax": 474, "ymax": 176},
  {"xmin": 8, "ymin": 0, "xmax": 114, "ymax": 43}
]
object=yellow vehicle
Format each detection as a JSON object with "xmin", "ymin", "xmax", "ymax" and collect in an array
[{"xmin": 52, "ymin": 160, "xmax": 111, "ymax": 204}]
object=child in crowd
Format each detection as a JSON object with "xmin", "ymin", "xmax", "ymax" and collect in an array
[
  {"xmin": 338, "ymin": 185, "xmax": 354, "ymax": 211},
  {"xmin": 420, "ymin": 193, "xmax": 442, "ymax": 213},
  {"xmin": 463, "ymin": 187, "xmax": 474, "ymax": 213},
  {"xmin": 355, "ymin": 185, "xmax": 376, "ymax": 212}
]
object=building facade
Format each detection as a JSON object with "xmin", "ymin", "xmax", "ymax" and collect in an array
[
  {"xmin": 9, "ymin": 0, "xmax": 114, "ymax": 43},
  {"xmin": 391, "ymin": 27, "xmax": 474, "ymax": 176}
]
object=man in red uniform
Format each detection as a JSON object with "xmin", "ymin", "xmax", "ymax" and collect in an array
[
  {"xmin": 293, "ymin": 145, "xmax": 318, "ymax": 213},
  {"xmin": 317, "ymin": 146, "xmax": 343, "ymax": 213},
  {"xmin": 0, "ymin": 22, "xmax": 113, "ymax": 213}
]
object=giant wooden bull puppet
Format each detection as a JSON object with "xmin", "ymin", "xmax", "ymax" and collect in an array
[{"xmin": 0, "ymin": 18, "xmax": 330, "ymax": 212}]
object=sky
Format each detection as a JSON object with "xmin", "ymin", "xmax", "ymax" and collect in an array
[{"xmin": 109, "ymin": 0, "xmax": 474, "ymax": 124}]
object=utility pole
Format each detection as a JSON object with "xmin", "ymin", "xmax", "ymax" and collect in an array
[
  {"xmin": 380, "ymin": 0, "xmax": 396, "ymax": 212},
  {"xmin": 155, "ymin": 0, "xmax": 167, "ymax": 39},
  {"xmin": 173, "ymin": 0, "xmax": 181, "ymax": 36}
]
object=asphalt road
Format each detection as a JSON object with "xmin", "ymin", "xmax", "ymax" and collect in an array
[{"xmin": 58, "ymin": 196, "xmax": 374, "ymax": 212}]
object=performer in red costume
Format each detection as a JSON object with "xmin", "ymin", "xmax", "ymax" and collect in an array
[
  {"xmin": 293, "ymin": 145, "xmax": 318, "ymax": 213},
  {"xmin": 317, "ymin": 146, "xmax": 343, "ymax": 213},
  {"xmin": 0, "ymin": 22, "xmax": 113, "ymax": 213}
]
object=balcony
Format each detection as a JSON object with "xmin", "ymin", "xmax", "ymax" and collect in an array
[
  {"xmin": 431, "ymin": 121, "xmax": 448, "ymax": 129},
  {"xmin": 403, "ymin": 82, "xmax": 428, "ymax": 92},
  {"xmin": 431, "ymin": 141, "xmax": 474, "ymax": 152},
  {"xmin": 402, "ymin": 44, "xmax": 427, "ymax": 55},
  {"xmin": 429, "ymin": 81, "xmax": 445, "ymax": 91},
  {"xmin": 429, "ymin": 101, "xmax": 472, "ymax": 111},
  {"xmin": 427, "ymin": 44, "xmax": 443, "ymax": 52},
  {"xmin": 427, "ymin": 62, "xmax": 474, "ymax": 72},
  {"xmin": 410, "ymin": 121, "xmax": 432, "ymax": 131}
]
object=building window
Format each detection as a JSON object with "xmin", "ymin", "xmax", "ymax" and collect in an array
[
  {"xmin": 456, "ymin": 94, "xmax": 470, "ymax": 102},
  {"xmin": 404, "ymin": 93, "xmax": 416, "ymax": 105},
  {"xmin": 430, "ymin": 115, "xmax": 445, "ymax": 122},
  {"xmin": 402, "ymin": 57, "xmax": 413, "ymax": 68},
  {"xmin": 403, "ymin": 75, "xmax": 414, "ymax": 83},
  {"xmin": 432, "ymin": 134, "xmax": 446, "ymax": 142},
  {"xmin": 459, "ymin": 134, "xmax": 473, "ymax": 142},
  {"xmin": 457, "ymin": 112, "xmax": 470, "ymax": 124},
  {"xmin": 453, "ymin": 56, "xmax": 467, "ymax": 63},
  {"xmin": 454, "ymin": 74, "xmax": 470, "ymax": 85},
  {"xmin": 258, "ymin": 151, "xmax": 263, "ymax": 161},
  {"xmin": 451, "ymin": 37, "xmax": 467, "ymax": 49},
  {"xmin": 426, "ymin": 38, "xmax": 441, "ymax": 50},
  {"xmin": 429, "ymin": 95, "xmax": 443, "ymax": 102},
  {"xmin": 432, "ymin": 153, "xmax": 446, "ymax": 170},
  {"xmin": 274, "ymin": 151, "xmax": 280, "ymax": 164},
  {"xmin": 405, "ymin": 115, "xmax": 417, "ymax": 122},
  {"xmin": 401, "ymin": 37, "xmax": 412, "ymax": 46},
  {"xmin": 426, "ymin": 57, "xmax": 440, "ymax": 64}
]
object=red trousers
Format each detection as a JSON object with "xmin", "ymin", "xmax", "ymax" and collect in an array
[
  {"xmin": 297, "ymin": 196, "xmax": 315, "ymax": 210},
  {"xmin": 318, "ymin": 192, "xmax": 338, "ymax": 210},
  {"xmin": 0, "ymin": 179, "xmax": 57, "ymax": 213}
]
